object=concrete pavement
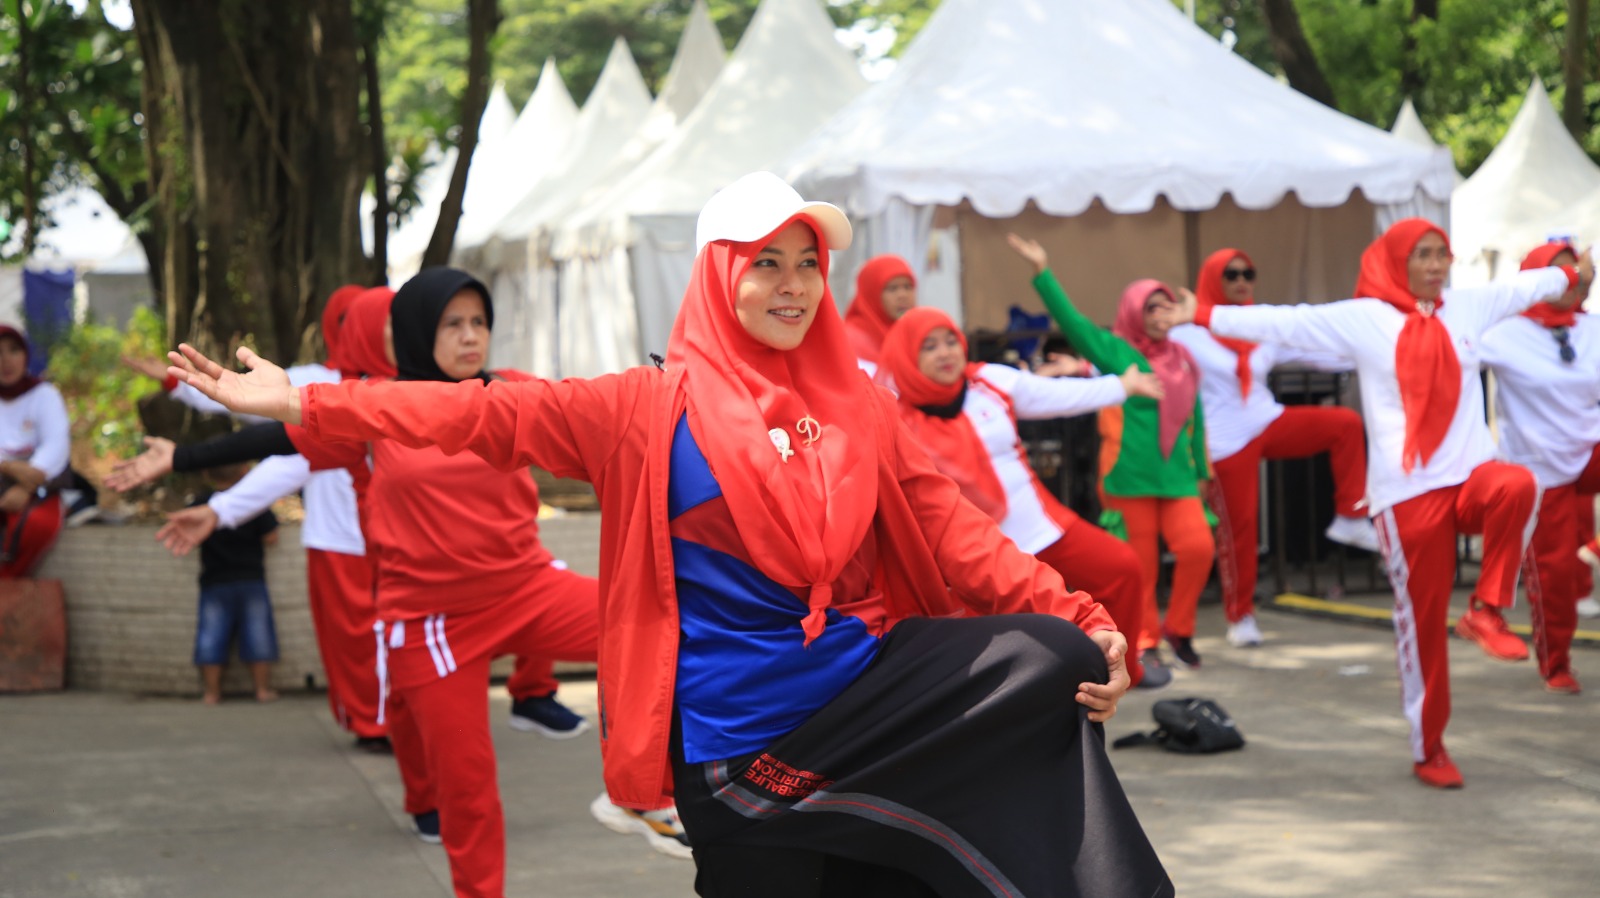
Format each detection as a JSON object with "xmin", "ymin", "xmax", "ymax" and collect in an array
[{"xmin": 3, "ymin": 597, "xmax": 1597, "ymax": 897}]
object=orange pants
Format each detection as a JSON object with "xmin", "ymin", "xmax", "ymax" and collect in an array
[
  {"xmin": 0, "ymin": 495, "xmax": 62, "ymax": 578},
  {"xmin": 1102, "ymin": 494, "xmax": 1214, "ymax": 647},
  {"xmin": 1373, "ymin": 461, "xmax": 1537, "ymax": 763},
  {"xmin": 1211, "ymin": 406, "xmax": 1366, "ymax": 623},
  {"xmin": 1035, "ymin": 517, "xmax": 1149, "ymax": 685}
]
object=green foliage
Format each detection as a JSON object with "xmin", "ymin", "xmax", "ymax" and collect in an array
[{"xmin": 45, "ymin": 305, "xmax": 166, "ymax": 458}]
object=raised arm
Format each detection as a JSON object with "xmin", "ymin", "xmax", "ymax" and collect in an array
[
  {"xmin": 1000, "ymin": 364, "xmax": 1162, "ymax": 421},
  {"xmin": 207, "ymin": 454, "xmax": 313, "ymax": 529},
  {"xmin": 1475, "ymin": 265, "xmax": 1584, "ymax": 324},
  {"xmin": 1181, "ymin": 294, "xmax": 1371, "ymax": 359},
  {"xmin": 1007, "ymin": 234, "xmax": 1140, "ymax": 374}
]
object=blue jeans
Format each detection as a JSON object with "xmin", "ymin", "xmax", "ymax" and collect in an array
[{"xmin": 193, "ymin": 580, "xmax": 279, "ymax": 666}]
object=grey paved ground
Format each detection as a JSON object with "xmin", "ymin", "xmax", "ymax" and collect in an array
[{"xmin": 3, "ymin": 597, "xmax": 1597, "ymax": 897}]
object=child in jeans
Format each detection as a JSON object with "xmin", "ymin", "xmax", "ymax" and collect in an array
[{"xmin": 191, "ymin": 463, "xmax": 280, "ymax": 704}]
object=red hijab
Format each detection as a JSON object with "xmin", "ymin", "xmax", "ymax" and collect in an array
[
  {"xmin": 338, "ymin": 287, "xmax": 397, "ymax": 379},
  {"xmin": 1196, "ymin": 248, "xmax": 1257, "ymax": 399},
  {"xmin": 1113, "ymin": 280, "xmax": 1198, "ymax": 458},
  {"xmin": 0, "ymin": 326, "xmax": 40, "ymax": 401},
  {"xmin": 666, "ymin": 215, "xmax": 878, "ymax": 647},
  {"xmin": 1520, "ymin": 242, "xmax": 1579, "ymax": 329},
  {"xmin": 878, "ymin": 307, "xmax": 1008, "ymax": 521},
  {"xmin": 319, "ymin": 284, "xmax": 365, "ymax": 374},
  {"xmin": 1353, "ymin": 218, "xmax": 1457, "ymax": 473},
  {"xmin": 843, "ymin": 254, "xmax": 916, "ymax": 364}
]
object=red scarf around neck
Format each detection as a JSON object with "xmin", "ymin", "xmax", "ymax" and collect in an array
[
  {"xmin": 666, "ymin": 215, "xmax": 878, "ymax": 647},
  {"xmin": 1353, "ymin": 218, "xmax": 1457, "ymax": 473},
  {"xmin": 1195, "ymin": 248, "xmax": 1257, "ymax": 399},
  {"xmin": 1520, "ymin": 242, "xmax": 1580, "ymax": 329},
  {"xmin": 878, "ymin": 307, "xmax": 1009, "ymax": 521},
  {"xmin": 843, "ymin": 254, "xmax": 915, "ymax": 364}
]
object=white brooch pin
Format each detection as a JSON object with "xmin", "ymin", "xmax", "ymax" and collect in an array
[{"xmin": 768, "ymin": 428, "xmax": 794, "ymax": 463}]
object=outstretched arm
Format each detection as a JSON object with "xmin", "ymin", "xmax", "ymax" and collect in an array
[{"xmin": 1007, "ymin": 233, "xmax": 1140, "ymax": 375}]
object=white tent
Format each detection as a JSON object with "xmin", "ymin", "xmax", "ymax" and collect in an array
[
  {"xmin": 784, "ymin": 0, "xmax": 1456, "ymax": 328},
  {"xmin": 386, "ymin": 80, "xmax": 520, "ymax": 281},
  {"xmin": 459, "ymin": 39, "xmax": 653, "ymax": 374},
  {"xmin": 1450, "ymin": 78, "xmax": 1600, "ymax": 287},
  {"xmin": 557, "ymin": 0, "xmax": 866, "ymax": 373}
]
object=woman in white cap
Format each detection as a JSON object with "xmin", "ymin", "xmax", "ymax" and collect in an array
[{"xmin": 163, "ymin": 172, "xmax": 1172, "ymax": 897}]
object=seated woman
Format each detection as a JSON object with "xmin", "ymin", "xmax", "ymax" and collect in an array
[
  {"xmin": 0, "ymin": 325, "xmax": 70, "ymax": 577},
  {"xmin": 877, "ymin": 306, "xmax": 1172, "ymax": 689},
  {"xmin": 1008, "ymin": 234, "xmax": 1216, "ymax": 672},
  {"xmin": 165, "ymin": 172, "xmax": 1173, "ymax": 898}
]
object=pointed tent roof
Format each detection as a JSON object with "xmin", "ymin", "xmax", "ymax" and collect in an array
[
  {"xmin": 1451, "ymin": 78, "xmax": 1600, "ymax": 281},
  {"xmin": 783, "ymin": 0, "xmax": 1453, "ymax": 218},
  {"xmin": 1390, "ymin": 98, "xmax": 1461, "ymax": 186},
  {"xmin": 563, "ymin": 0, "xmax": 865, "ymax": 250},
  {"xmin": 478, "ymin": 37, "xmax": 653, "ymax": 248},
  {"xmin": 549, "ymin": 0, "xmax": 726, "ymax": 258},
  {"xmin": 503, "ymin": 59, "xmax": 580, "ymax": 167}
]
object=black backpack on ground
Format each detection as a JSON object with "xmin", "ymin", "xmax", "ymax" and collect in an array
[{"xmin": 1111, "ymin": 697, "xmax": 1245, "ymax": 754}]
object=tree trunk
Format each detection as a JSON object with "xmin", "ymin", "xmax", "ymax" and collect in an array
[
  {"xmin": 1565, "ymin": 0, "xmax": 1591, "ymax": 139},
  {"xmin": 128, "ymin": 0, "xmax": 367, "ymax": 364},
  {"xmin": 16, "ymin": 0, "xmax": 38, "ymax": 256},
  {"xmin": 362, "ymin": 37, "xmax": 390, "ymax": 285},
  {"xmin": 1399, "ymin": 0, "xmax": 1440, "ymax": 104},
  {"xmin": 420, "ymin": 0, "xmax": 499, "ymax": 269},
  {"xmin": 1256, "ymin": 0, "xmax": 1339, "ymax": 110}
]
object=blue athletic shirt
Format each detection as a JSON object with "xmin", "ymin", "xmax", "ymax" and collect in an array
[{"xmin": 669, "ymin": 415, "xmax": 884, "ymax": 763}]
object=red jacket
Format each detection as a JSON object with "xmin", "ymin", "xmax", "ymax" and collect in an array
[{"xmin": 301, "ymin": 366, "xmax": 1114, "ymax": 810}]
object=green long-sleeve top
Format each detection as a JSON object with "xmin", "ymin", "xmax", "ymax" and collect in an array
[{"xmin": 1032, "ymin": 269, "xmax": 1209, "ymax": 498}]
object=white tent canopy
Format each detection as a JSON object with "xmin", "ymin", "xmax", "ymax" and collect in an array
[
  {"xmin": 557, "ymin": 0, "xmax": 866, "ymax": 373},
  {"xmin": 1390, "ymin": 98, "xmax": 1462, "ymax": 187},
  {"xmin": 1450, "ymin": 78, "xmax": 1600, "ymax": 287},
  {"xmin": 783, "ymin": 0, "xmax": 1455, "ymax": 328}
]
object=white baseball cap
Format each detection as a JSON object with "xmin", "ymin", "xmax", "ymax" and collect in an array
[{"xmin": 695, "ymin": 172, "xmax": 853, "ymax": 253}]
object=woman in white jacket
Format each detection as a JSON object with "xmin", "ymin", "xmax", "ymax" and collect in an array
[{"xmin": 1170, "ymin": 218, "xmax": 1592, "ymax": 789}]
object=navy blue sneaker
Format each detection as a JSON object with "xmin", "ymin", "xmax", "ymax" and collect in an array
[
  {"xmin": 413, "ymin": 810, "xmax": 441, "ymax": 844},
  {"xmin": 509, "ymin": 692, "xmax": 591, "ymax": 740}
]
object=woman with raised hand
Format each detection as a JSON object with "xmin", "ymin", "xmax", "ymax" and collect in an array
[
  {"xmin": 877, "ymin": 305, "xmax": 1173, "ymax": 690},
  {"xmin": 1008, "ymin": 234, "xmax": 1215, "ymax": 675},
  {"xmin": 841, "ymin": 253, "xmax": 917, "ymax": 374},
  {"xmin": 1169, "ymin": 218, "xmax": 1593, "ymax": 789},
  {"xmin": 1170, "ymin": 248, "xmax": 1373, "ymax": 649},
  {"xmin": 165, "ymin": 172, "xmax": 1171, "ymax": 898},
  {"xmin": 0, "ymin": 325, "xmax": 70, "ymax": 577},
  {"xmin": 1480, "ymin": 240, "xmax": 1600, "ymax": 695}
]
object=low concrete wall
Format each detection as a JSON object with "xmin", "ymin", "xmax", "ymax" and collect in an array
[{"xmin": 37, "ymin": 513, "xmax": 603, "ymax": 696}]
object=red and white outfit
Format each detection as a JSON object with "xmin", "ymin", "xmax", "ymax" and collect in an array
[
  {"xmin": 878, "ymin": 307, "xmax": 1150, "ymax": 685},
  {"xmin": 0, "ymin": 353, "xmax": 70, "ymax": 578},
  {"xmin": 1480, "ymin": 242, "xmax": 1600, "ymax": 691},
  {"xmin": 1199, "ymin": 219, "xmax": 1576, "ymax": 785},
  {"xmin": 1171, "ymin": 249, "xmax": 1367, "ymax": 629}
]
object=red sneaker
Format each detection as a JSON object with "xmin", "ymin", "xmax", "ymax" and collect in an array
[
  {"xmin": 1414, "ymin": 751, "xmax": 1464, "ymax": 789},
  {"xmin": 1545, "ymin": 670, "xmax": 1582, "ymax": 694},
  {"xmin": 1454, "ymin": 602, "xmax": 1529, "ymax": 662}
]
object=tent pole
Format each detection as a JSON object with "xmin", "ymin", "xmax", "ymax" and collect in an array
[{"xmin": 1185, "ymin": 1, "xmax": 1196, "ymax": 22}]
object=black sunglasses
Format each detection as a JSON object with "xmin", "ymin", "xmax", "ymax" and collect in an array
[
  {"xmin": 1554, "ymin": 326, "xmax": 1576, "ymax": 364},
  {"xmin": 1222, "ymin": 268, "xmax": 1256, "ymax": 282}
]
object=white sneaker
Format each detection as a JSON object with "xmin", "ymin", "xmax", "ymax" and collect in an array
[
  {"xmin": 1577, "ymin": 597, "xmax": 1600, "ymax": 619},
  {"xmin": 1325, "ymin": 515, "xmax": 1380, "ymax": 553},
  {"xmin": 1578, "ymin": 543, "xmax": 1600, "ymax": 573},
  {"xmin": 589, "ymin": 791, "xmax": 693, "ymax": 860},
  {"xmin": 1226, "ymin": 615, "xmax": 1264, "ymax": 648}
]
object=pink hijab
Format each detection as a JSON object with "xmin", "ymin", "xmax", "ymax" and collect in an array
[{"xmin": 1113, "ymin": 279, "xmax": 1198, "ymax": 458}]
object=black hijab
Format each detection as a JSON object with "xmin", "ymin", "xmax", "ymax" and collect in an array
[{"xmin": 391, "ymin": 267, "xmax": 494, "ymax": 382}]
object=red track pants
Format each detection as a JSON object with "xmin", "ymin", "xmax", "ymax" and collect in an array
[
  {"xmin": 305, "ymin": 549, "xmax": 384, "ymax": 738},
  {"xmin": 1373, "ymin": 461, "xmax": 1537, "ymax": 763},
  {"xmin": 1210, "ymin": 406, "xmax": 1367, "ymax": 623},
  {"xmin": 0, "ymin": 495, "xmax": 62, "ymax": 578},
  {"xmin": 384, "ymin": 563, "xmax": 600, "ymax": 898},
  {"xmin": 1523, "ymin": 444, "xmax": 1600, "ymax": 680},
  {"xmin": 1035, "ymin": 516, "xmax": 1149, "ymax": 686},
  {"xmin": 1101, "ymin": 494, "xmax": 1214, "ymax": 647}
]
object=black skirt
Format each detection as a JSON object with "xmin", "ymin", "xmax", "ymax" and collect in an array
[{"xmin": 672, "ymin": 614, "xmax": 1174, "ymax": 898}]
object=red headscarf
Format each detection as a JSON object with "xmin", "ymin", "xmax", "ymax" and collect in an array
[
  {"xmin": 319, "ymin": 284, "xmax": 365, "ymax": 374},
  {"xmin": 338, "ymin": 287, "xmax": 397, "ymax": 379},
  {"xmin": 667, "ymin": 215, "xmax": 877, "ymax": 647},
  {"xmin": 1113, "ymin": 280, "xmax": 1198, "ymax": 459},
  {"xmin": 0, "ymin": 325, "xmax": 40, "ymax": 401},
  {"xmin": 843, "ymin": 254, "xmax": 916, "ymax": 364},
  {"xmin": 1196, "ymin": 248, "xmax": 1257, "ymax": 399},
  {"xmin": 1353, "ymin": 218, "xmax": 1457, "ymax": 473},
  {"xmin": 1520, "ymin": 242, "xmax": 1579, "ymax": 329},
  {"xmin": 877, "ymin": 308, "xmax": 1008, "ymax": 521}
]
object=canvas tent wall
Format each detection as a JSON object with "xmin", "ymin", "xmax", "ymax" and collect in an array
[
  {"xmin": 1450, "ymin": 78, "xmax": 1600, "ymax": 287},
  {"xmin": 456, "ymin": 39, "xmax": 652, "ymax": 375},
  {"xmin": 784, "ymin": 0, "xmax": 1455, "ymax": 332},
  {"xmin": 555, "ymin": 0, "xmax": 866, "ymax": 375}
]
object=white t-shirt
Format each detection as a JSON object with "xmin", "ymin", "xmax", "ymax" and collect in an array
[
  {"xmin": 0, "ymin": 382, "xmax": 71, "ymax": 482},
  {"xmin": 1480, "ymin": 314, "xmax": 1600, "ymax": 489}
]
